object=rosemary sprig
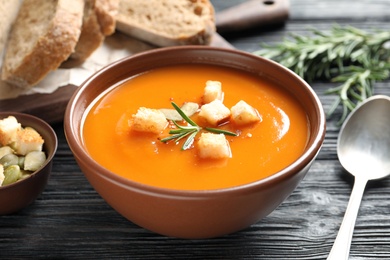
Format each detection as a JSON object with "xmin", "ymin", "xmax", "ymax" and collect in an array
[
  {"xmin": 326, "ymin": 62, "xmax": 390, "ymax": 122},
  {"xmin": 160, "ymin": 102, "xmax": 237, "ymax": 150},
  {"xmin": 254, "ymin": 25, "xmax": 390, "ymax": 123}
]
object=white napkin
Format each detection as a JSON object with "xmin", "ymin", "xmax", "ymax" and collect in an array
[{"xmin": 0, "ymin": 32, "xmax": 154, "ymax": 100}]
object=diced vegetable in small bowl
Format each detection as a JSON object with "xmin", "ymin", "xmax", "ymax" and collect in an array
[{"xmin": 0, "ymin": 112, "xmax": 57, "ymax": 215}]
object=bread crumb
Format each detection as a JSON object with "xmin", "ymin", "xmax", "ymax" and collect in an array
[
  {"xmin": 197, "ymin": 132, "xmax": 231, "ymax": 159},
  {"xmin": 231, "ymin": 100, "xmax": 261, "ymax": 125},
  {"xmin": 198, "ymin": 100, "xmax": 231, "ymax": 126},
  {"xmin": 131, "ymin": 107, "xmax": 168, "ymax": 134}
]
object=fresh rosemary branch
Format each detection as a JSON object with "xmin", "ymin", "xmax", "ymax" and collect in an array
[
  {"xmin": 326, "ymin": 62, "xmax": 390, "ymax": 122},
  {"xmin": 160, "ymin": 102, "xmax": 237, "ymax": 150},
  {"xmin": 254, "ymin": 25, "xmax": 390, "ymax": 123}
]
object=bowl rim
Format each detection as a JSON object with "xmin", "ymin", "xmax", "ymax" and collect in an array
[
  {"xmin": 0, "ymin": 112, "xmax": 58, "ymax": 190},
  {"xmin": 64, "ymin": 46, "xmax": 326, "ymax": 197}
]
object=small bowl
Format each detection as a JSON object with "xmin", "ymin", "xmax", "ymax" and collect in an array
[
  {"xmin": 64, "ymin": 46, "xmax": 326, "ymax": 238},
  {"xmin": 0, "ymin": 112, "xmax": 57, "ymax": 215}
]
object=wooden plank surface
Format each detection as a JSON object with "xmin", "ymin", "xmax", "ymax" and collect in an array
[{"xmin": 1, "ymin": 0, "xmax": 390, "ymax": 259}]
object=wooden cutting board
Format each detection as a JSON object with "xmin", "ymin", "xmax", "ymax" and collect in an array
[{"xmin": 0, "ymin": 0, "xmax": 289, "ymax": 124}]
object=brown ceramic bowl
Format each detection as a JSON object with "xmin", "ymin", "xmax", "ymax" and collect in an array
[
  {"xmin": 0, "ymin": 112, "xmax": 57, "ymax": 215},
  {"xmin": 64, "ymin": 46, "xmax": 326, "ymax": 238}
]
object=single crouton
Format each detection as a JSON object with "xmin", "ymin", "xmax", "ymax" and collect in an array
[
  {"xmin": 131, "ymin": 107, "xmax": 168, "ymax": 134},
  {"xmin": 0, "ymin": 164, "xmax": 4, "ymax": 186},
  {"xmin": 198, "ymin": 100, "xmax": 231, "ymax": 126},
  {"xmin": 197, "ymin": 132, "xmax": 231, "ymax": 159},
  {"xmin": 202, "ymin": 80, "xmax": 224, "ymax": 103},
  {"xmin": 13, "ymin": 127, "xmax": 44, "ymax": 156},
  {"xmin": 0, "ymin": 116, "xmax": 22, "ymax": 146},
  {"xmin": 231, "ymin": 100, "xmax": 261, "ymax": 125}
]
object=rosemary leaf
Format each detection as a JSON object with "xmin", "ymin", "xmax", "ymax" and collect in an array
[
  {"xmin": 182, "ymin": 131, "xmax": 197, "ymax": 150},
  {"xmin": 175, "ymin": 130, "xmax": 197, "ymax": 143},
  {"xmin": 160, "ymin": 133, "xmax": 187, "ymax": 143},
  {"xmin": 172, "ymin": 120, "xmax": 199, "ymax": 131},
  {"xmin": 171, "ymin": 102, "xmax": 197, "ymax": 127},
  {"xmin": 205, "ymin": 127, "xmax": 237, "ymax": 136}
]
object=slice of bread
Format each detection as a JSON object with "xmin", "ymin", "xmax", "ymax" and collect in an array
[
  {"xmin": 0, "ymin": 0, "xmax": 21, "ymax": 61},
  {"xmin": 69, "ymin": 0, "xmax": 119, "ymax": 63},
  {"xmin": 115, "ymin": 0, "xmax": 216, "ymax": 47},
  {"xmin": 1, "ymin": 0, "xmax": 84, "ymax": 88}
]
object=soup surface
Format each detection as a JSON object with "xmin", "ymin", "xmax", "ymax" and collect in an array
[{"xmin": 82, "ymin": 64, "xmax": 309, "ymax": 190}]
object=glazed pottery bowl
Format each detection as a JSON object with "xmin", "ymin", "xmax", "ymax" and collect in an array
[
  {"xmin": 0, "ymin": 112, "xmax": 57, "ymax": 215},
  {"xmin": 64, "ymin": 46, "xmax": 326, "ymax": 238}
]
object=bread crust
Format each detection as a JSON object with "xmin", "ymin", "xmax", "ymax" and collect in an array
[
  {"xmin": 0, "ymin": 0, "xmax": 21, "ymax": 59},
  {"xmin": 70, "ymin": 0, "xmax": 119, "ymax": 62},
  {"xmin": 115, "ymin": 0, "xmax": 216, "ymax": 47},
  {"xmin": 96, "ymin": 0, "xmax": 119, "ymax": 35},
  {"xmin": 1, "ymin": 0, "xmax": 84, "ymax": 88}
]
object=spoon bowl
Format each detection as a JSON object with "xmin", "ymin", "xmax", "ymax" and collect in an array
[
  {"xmin": 328, "ymin": 95, "xmax": 390, "ymax": 259},
  {"xmin": 338, "ymin": 96, "xmax": 390, "ymax": 179}
]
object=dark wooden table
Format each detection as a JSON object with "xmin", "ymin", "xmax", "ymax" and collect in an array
[{"xmin": 1, "ymin": 0, "xmax": 390, "ymax": 259}]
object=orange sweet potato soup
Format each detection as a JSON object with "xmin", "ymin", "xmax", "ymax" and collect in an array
[{"xmin": 82, "ymin": 64, "xmax": 309, "ymax": 190}]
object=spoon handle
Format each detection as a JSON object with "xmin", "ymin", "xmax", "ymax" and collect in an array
[{"xmin": 327, "ymin": 177, "xmax": 368, "ymax": 260}]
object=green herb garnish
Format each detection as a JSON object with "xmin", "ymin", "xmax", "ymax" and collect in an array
[
  {"xmin": 160, "ymin": 102, "xmax": 237, "ymax": 150},
  {"xmin": 254, "ymin": 25, "xmax": 390, "ymax": 123}
]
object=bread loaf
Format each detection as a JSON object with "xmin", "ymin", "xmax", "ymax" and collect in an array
[
  {"xmin": 70, "ymin": 0, "xmax": 119, "ymax": 62},
  {"xmin": 0, "ymin": 0, "xmax": 21, "ymax": 61},
  {"xmin": 1, "ymin": 0, "xmax": 85, "ymax": 88},
  {"xmin": 116, "ymin": 0, "xmax": 216, "ymax": 47}
]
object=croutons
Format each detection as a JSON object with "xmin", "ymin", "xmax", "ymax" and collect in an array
[
  {"xmin": 231, "ymin": 100, "xmax": 262, "ymax": 125},
  {"xmin": 130, "ymin": 80, "xmax": 262, "ymax": 160},
  {"xmin": 131, "ymin": 107, "xmax": 168, "ymax": 134},
  {"xmin": 13, "ymin": 127, "xmax": 44, "ymax": 156},
  {"xmin": 198, "ymin": 100, "xmax": 231, "ymax": 126},
  {"xmin": 202, "ymin": 80, "xmax": 224, "ymax": 103},
  {"xmin": 0, "ymin": 116, "xmax": 21, "ymax": 146},
  {"xmin": 197, "ymin": 132, "xmax": 231, "ymax": 159}
]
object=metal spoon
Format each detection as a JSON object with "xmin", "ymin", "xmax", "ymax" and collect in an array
[{"xmin": 327, "ymin": 95, "xmax": 390, "ymax": 260}]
